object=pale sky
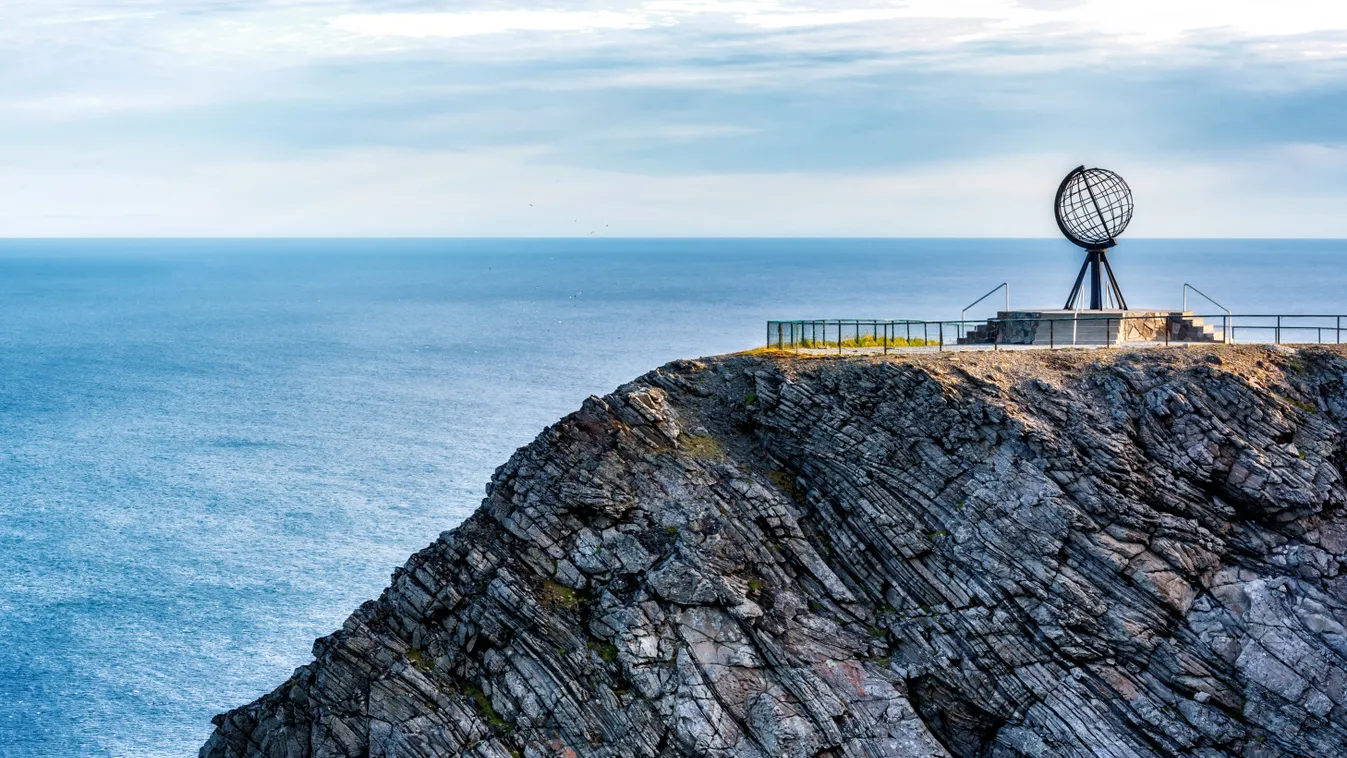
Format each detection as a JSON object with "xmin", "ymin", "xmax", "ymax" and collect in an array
[{"xmin": 2, "ymin": 0, "xmax": 1346, "ymax": 236}]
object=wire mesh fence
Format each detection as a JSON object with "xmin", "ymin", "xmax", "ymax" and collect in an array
[{"xmin": 765, "ymin": 315, "xmax": 1347, "ymax": 353}]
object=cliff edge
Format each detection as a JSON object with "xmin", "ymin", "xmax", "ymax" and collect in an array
[{"xmin": 202, "ymin": 346, "xmax": 1347, "ymax": 758}]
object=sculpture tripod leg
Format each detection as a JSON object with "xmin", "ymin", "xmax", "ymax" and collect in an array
[
  {"xmin": 1064, "ymin": 255, "xmax": 1091, "ymax": 310},
  {"xmin": 1100, "ymin": 252, "xmax": 1128, "ymax": 310},
  {"xmin": 1064, "ymin": 249, "xmax": 1128, "ymax": 310}
]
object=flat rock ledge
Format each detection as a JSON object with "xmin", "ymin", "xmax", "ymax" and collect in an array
[{"xmin": 202, "ymin": 346, "xmax": 1347, "ymax": 758}]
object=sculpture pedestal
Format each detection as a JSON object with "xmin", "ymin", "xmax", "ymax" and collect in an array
[{"xmin": 957, "ymin": 310, "xmax": 1225, "ymax": 346}]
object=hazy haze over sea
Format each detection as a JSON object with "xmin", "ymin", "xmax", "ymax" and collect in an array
[{"xmin": 0, "ymin": 238, "xmax": 1343, "ymax": 757}]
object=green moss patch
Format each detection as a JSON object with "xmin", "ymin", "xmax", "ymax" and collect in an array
[
  {"xmin": 588, "ymin": 640, "xmax": 620, "ymax": 664},
  {"xmin": 679, "ymin": 433, "xmax": 725, "ymax": 460},
  {"xmin": 539, "ymin": 579, "xmax": 582, "ymax": 612}
]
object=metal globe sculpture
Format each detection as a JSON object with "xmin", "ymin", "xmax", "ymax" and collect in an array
[
  {"xmin": 1056, "ymin": 166, "xmax": 1132, "ymax": 310},
  {"xmin": 1055, "ymin": 167, "xmax": 1133, "ymax": 249}
]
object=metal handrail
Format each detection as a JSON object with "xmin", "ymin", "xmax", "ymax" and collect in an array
[
  {"xmin": 961, "ymin": 282, "xmax": 1009, "ymax": 321},
  {"xmin": 960, "ymin": 283, "xmax": 1008, "ymax": 339},
  {"xmin": 1183, "ymin": 284, "xmax": 1232, "ymax": 343}
]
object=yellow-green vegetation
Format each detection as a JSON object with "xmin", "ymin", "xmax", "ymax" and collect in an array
[
  {"xmin": 679, "ymin": 433, "xmax": 724, "ymax": 459},
  {"xmin": 461, "ymin": 681, "xmax": 510, "ymax": 730},
  {"xmin": 588, "ymin": 640, "xmax": 620, "ymax": 664},
  {"xmin": 787, "ymin": 335, "xmax": 934, "ymax": 349},
  {"xmin": 539, "ymin": 579, "xmax": 582, "ymax": 611},
  {"xmin": 406, "ymin": 647, "xmax": 432, "ymax": 674},
  {"xmin": 764, "ymin": 468, "xmax": 795, "ymax": 496},
  {"xmin": 1286, "ymin": 395, "xmax": 1318, "ymax": 413}
]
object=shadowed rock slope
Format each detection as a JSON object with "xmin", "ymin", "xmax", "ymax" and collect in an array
[{"xmin": 202, "ymin": 346, "xmax": 1347, "ymax": 758}]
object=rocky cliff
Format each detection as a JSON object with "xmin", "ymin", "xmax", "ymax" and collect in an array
[{"xmin": 202, "ymin": 346, "xmax": 1347, "ymax": 758}]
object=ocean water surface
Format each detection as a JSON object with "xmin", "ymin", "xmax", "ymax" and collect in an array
[{"xmin": 0, "ymin": 238, "xmax": 1343, "ymax": 757}]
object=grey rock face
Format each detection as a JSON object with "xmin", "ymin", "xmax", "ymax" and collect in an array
[{"xmin": 202, "ymin": 347, "xmax": 1347, "ymax": 757}]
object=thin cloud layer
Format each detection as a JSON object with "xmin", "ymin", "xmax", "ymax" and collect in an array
[
  {"xmin": 330, "ymin": 1, "xmax": 1347, "ymax": 54},
  {"xmin": 332, "ymin": 10, "xmax": 655, "ymax": 39},
  {"xmin": 0, "ymin": 0, "xmax": 1345, "ymax": 235}
]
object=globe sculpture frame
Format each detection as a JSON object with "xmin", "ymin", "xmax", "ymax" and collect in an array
[{"xmin": 1055, "ymin": 166, "xmax": 1133, "ymax": 310}]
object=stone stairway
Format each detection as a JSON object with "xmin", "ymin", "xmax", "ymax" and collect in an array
[{"xmin": 1170, "ymin": 313, "xmax": 1225, "ymax": 343}]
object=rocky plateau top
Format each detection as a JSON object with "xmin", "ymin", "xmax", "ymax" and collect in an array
[{"xmin": 203, "ymin": 346, "xmax": 1347, "ymax": 758}]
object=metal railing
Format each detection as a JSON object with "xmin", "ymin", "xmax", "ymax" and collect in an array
[
  {"xmin": 766, "ymin": 319, "xmax": 932, "ymax": 355},
  {"xmin": 765, "ymin": 314, "xmax": 1347, "ymax": 353},
  {"xmin": 1228, "ymin": 315, "xmax": 1347, "ymax": 345}
]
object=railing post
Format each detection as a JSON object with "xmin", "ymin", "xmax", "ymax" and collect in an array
[
  {"xmin": 883, "ymin": 322, "xmax": 889, "ymax": 355},
  {"xmin": 939, "ymin": 322, "xmax": 944, "ymax": 352},
  {"xmin": 1050, "ymin": 319, "xmax": 1054, "ymax": 349},
  {"xmin": 778, "ymin": 322, "xmax": 783, "ymax": 349},
  {"xmin": 1276, "ymin": 315, "xmax": 1281, "ymax": 345},
  {"xmin": 1338, "ymin": 316, "xmax": 1342, "ymax": 345}
]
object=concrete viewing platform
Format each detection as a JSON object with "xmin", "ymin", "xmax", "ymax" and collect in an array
[
  {"xmin": 765, "ymin": 313, "xmax": 1344, "ymax": 353},
  {"xmin": 958, "ymin": 309, "xmax": 1226, "ymax": 347}
]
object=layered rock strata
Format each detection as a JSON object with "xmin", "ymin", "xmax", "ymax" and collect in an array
[{"xmin": 202, "ymin": 346, "xmax": 1347, "ymax": 757}]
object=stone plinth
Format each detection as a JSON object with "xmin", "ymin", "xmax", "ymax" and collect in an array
[{"xmin": 958, "ymin": 310, "xmax": 1225, "ymax": 346}]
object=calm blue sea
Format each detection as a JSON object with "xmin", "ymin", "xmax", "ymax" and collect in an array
[{"xmin": 0, "ymin": 238, "xmax": 1343, "ymax": 757}]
